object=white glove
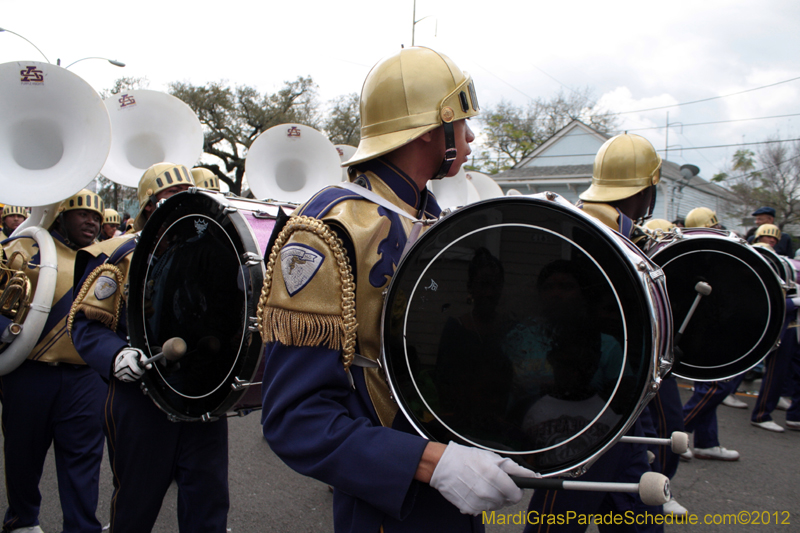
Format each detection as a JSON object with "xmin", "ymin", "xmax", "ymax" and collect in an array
[
  {"xmin": 791, "ymin": 296, "xmax": 800, "ymax": 307},
  {"xmin": 113, "ymin": 347, "xmax": 149, "ymax": 382},
  {"xmin": 429, "ymin": 441, "xmax": 540, "ymax": 515}
]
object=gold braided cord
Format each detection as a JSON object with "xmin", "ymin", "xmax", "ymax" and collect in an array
[
  {"xmin": 257, "ymin": 216, "xmax": 357, "ymax": 372},
  {"xmin": 67, "ymin": 264, "xmax": 125, "ymax": 336}
]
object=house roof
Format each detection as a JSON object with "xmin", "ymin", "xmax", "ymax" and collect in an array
[{"xmin": 494, "ymin": 119, "xmax": 736, "ymax": 202}]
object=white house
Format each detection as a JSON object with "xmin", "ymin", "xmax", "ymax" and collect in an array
[{"xmin": 491, "ymin": 120, "xmax": 742, "ymax": 233}]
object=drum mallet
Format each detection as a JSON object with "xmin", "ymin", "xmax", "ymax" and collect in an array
[
  {"xmin": 511, "ymin": 471, "xmax": 671, "ymax": 506},
  {"xmin": 619, "ymin": 431, "xmax": 689, "ymax": 454},
  {"xmin": 139, "ymin": 337, "xmax": 187, "ymax": 367},
  {"xmin": 674, "ymin": 281, "xmax": 712, "ymax": 345}
]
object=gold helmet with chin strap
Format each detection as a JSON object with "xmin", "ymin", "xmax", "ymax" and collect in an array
[
  {"xmin": 2, "ymin": 205, "xmax": 29, "ymax": 220},
  {"xmin": 344, "ymin": 46, "xmax": 479, "ymax": 175},
  {"xmin": 134, "ymin": 162, "xmax": 193, "ymax": 231},
  {"xmin": 191, "ymin": 167, "xmax": 221, "ymax": 191},
  {"xmin": 58, "ymin": 189, "xmax": 104, "ymax": 219},
  {"xmin": 103, "ymin": 208, "xmax": 121, "ymax": 226},
  {"xmin": 580, "ymin": 133, "xmax": 662, "ymax": 203},
  {"xmin": 685, "ymin": 207, "xmax": 719, "ymax": 228},
  {"xmin": 755, "ymin": 223, "xmax": 781, "ymax": 241}
]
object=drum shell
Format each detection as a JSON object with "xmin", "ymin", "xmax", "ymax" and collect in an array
[
  {"xmin": 647, "ymin": 228, "xmax": 785, "ymax": 381},
  {"xmin": 380, "ymin": 193, "xmax": 672, "ymax": 476},
  {"xmin": 127, "ymin": 189, "xmax": 293, "ymax": 421}
]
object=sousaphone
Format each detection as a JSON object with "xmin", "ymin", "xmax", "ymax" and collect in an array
[
  {"xmin": 246, "ymin": 124, "xmax": 343, "ymax": 204},
  {"xmin": 99, "ymin": 89, "xmax": 204, "ymax": 187},
  {"xmin": 427, "ymin": 166, "xmax": 480, "ymax": 210},
  {"xmin": 0, "ymin": 61, "xmax": 112, "ymax": 374},
  {"xmin": 465, "ymin": 170, "xmax": 504, "ymax": 200},
  {"xmin": 335, "ymin": 144, "xmax": 357, "ymax": 182}
]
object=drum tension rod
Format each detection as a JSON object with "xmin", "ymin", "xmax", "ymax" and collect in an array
[
  {"xmin": 242, "ymin": 252, "xmax": 262, "ymax": 266},
  {"xmin": 231, "ymin": 377, "xmax": 260, "ymax": 391}
]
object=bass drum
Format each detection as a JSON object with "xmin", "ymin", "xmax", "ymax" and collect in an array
[
  {"xmin": 127, "ymin": 190, "xmax": 294, "ymax": 421},
  {"xmin": 381, "ymin": 193, "xmax": 672, "ymax": 476},
  {"xmin": 647, "ymin": 228, "xmax": 785, "ymax": 381}
]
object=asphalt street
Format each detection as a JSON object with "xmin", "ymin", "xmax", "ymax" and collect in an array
[{"xmin": 2, "ymin": 378, "xmax": 798, "ymax": 532}]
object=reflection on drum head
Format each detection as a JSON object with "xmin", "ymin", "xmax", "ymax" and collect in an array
[
  {"xmin": 127, "ymin": 191, "xmax": 280, "ymax": 421},
  {"xmin": 144, "ymin": 214, "xmax": 245, "ymax": 400},
  {"xmin": 382, "ymin": 198, "xmax": 661, "ymax": 475}
]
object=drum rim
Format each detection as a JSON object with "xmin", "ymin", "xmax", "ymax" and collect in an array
[
  {"xmin": 381, "ymin": 194, "xmax": 669, "ymax": 476},
  {"xmin": 128, "ymin": 189, "xmax": 267, "ymax": 421}
]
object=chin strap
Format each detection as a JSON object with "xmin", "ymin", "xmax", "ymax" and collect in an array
[{"xmin": 432, "ymin": 121, "xmax": 457, "ymax": 180}]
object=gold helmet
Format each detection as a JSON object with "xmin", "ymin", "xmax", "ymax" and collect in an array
[
  {"xmin": 134, "ymin": 162, "xmax": 193, "ymax": 231},
  {"xmin": 345, "ymin": 46, "xmax": 479, "ymax": 169},
  {"xmin": 103, "ymin": 208, "xmax": 121, "ymax": 226},
  {"xmin": 644, "ymin": 218, "xmax": 675, "ymax": 232},
  {"xmin": 580, "ymin": 134, "xmax": 662, "ymax": 203},
  {"xmin": 2, "ymin": 205, "xmax": 29, "ymax": 220},
  {"xmin": 58, "ymin": 189, "xmax": 104, "ymax": 219},
  {"xmin": 755, "ymin": 223, "xmax": 781, "ymax": 241},
  {"xmin": 191, "ymin": 167, "xmax": 220, "ymax": 191},
  {"xmin": 685, "ymin": 207, "xmax": 719, "ymax": 228}
]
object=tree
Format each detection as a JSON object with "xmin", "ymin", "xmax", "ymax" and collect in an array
[
  {"xmin": 97, "ymin": 77, "xmax": 150, "ymax": 213},
  {"xmin": 169, "ymin": 77, "xmax": 320, "ymax": 196},
  {"xmin": 712, "ymin": 140, "xmax": 800, "ymax": 228},
  {"xmin": 323, "ymin": 92, "xmax": 360, "ymax": 147},
  {"xmin": 471, "ymin": 88, "xmax": 618, "ymax": 173}
]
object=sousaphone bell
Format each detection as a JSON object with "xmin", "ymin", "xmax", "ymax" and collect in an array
[
  {"xmin": 246, "ymin": 124, "xmax": 343, "ymax": 204},
  {"xmin": 0, "ymin": 61, "xmax": 112, "ymax": 374}
]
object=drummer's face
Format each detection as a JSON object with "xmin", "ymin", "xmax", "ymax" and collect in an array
[
  {"xmin": 445, "ymin": 119, "xmax": 475, "ymax": 177},
  {"xmin": 143, "ymin": 184, "xmax": 192, "ymax": 220}
]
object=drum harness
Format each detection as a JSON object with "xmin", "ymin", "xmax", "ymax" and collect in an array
[{"xmin": 334, "ymin": 181, "xmax": 437, "ymax": 376}]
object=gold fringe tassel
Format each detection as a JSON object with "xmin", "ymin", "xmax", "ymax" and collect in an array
[
  {"xmin": 260, "ymin": 307, "xmax": 345, "ymax": 350},
  {"xmin": 78, "ymin": 305, "xmax": 117, "ymax": 329}
]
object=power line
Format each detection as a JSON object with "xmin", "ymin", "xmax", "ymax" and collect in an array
[
  {"xmin": 469, "ymin": 137, "xmax": 800, "ymax": 161},
  {"xmin": 599, "ymin": 76, "xmax": 800, "ymax": 116},
  {"xmin": 627, "ymin": 112, "xmax": 800, "ymax": 132}
]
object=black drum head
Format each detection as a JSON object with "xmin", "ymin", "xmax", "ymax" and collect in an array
[
  {"xmin": 128, "ymin": 191, "xmax": 264, "ymax": 421},
  {"xmin": 382, "ymin": 197, "xmax": 659, "ymax": 475},
  {"xmin": 650, "ymin": 231, "xmax": 785, "ymax": 381}
]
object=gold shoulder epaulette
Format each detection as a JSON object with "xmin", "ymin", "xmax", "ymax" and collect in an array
[
  {"xmin": 67, "ymin": 262, "xmax": 126, "ymax": 335},
  {"xmin": 257, "ymin": 215, "xmax": 357, "ymax": 371}
]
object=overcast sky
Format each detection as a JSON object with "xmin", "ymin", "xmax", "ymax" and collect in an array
[{"xmin": 3, "ymin": 0, "xmax": 799, "ymax": 179}]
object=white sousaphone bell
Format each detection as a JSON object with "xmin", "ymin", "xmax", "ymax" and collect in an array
[
  {"xmin": 465, "ymin": 170, "xmax": 504, "ymax": 200},
  {"xmin": 335, "ymin": 144, "xmax": 357, "ymax": 182},
  {"xmin": 0, "ymin": 60, "xmax": 112, "ymax": 375},
  {"xmin": 427, "ymin": 166, "xmax": 480, "ymax": 211},
  {"xmin": 99, "ymin": 89, "xmax": 204, "ymax": 187},
  {"xmin": 246, "ymin": 123, "xmax": 343, "ymax": 204}
]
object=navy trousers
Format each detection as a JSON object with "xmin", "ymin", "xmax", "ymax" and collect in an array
[
  {"xmin": 0, "ymin": 360, "xmax": 106, "ymax": 532},
  {"xmin": 104, "ymin": 378, "xmax": 230, "ymax": 533}
]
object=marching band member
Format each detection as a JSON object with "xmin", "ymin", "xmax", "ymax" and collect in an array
[
  {"xmin": 0, "ymin": 190, "xmax": 106, "ymax": 533},
  {"xmin": 752, "ymin": 223, "xmax": 781, "ymax": 249},
  {"xmin": 258, "ymin": 46, "xmax": 538, "ymax": 532},
  {"xmin": 749, "ymin": 207, "xmax": 793, "ymax": 257},
  {"xmin": 524, "ymin": 133, "xmax": 669, "ymax": 530},
  {"xmin": 750, "ymin": 224, "xmax": 800, "ymax": 432},
  {"xmin": 99, "ymin": 208, "xmax": 123, "ymax": 241},
  {"xmin": 68, "ymin": 163, "xmax": 230, "ymax": 532},
  {"xmin": 681, "ymin": 207, "xmax": 742, "ymax": 459},
  {"xmin": 0, "ymin": 205, "xmax": 29, "ymax": 240},
  {"xmin": 191, "ymin": 167, "xmax": 222, "ymax": 192}
]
